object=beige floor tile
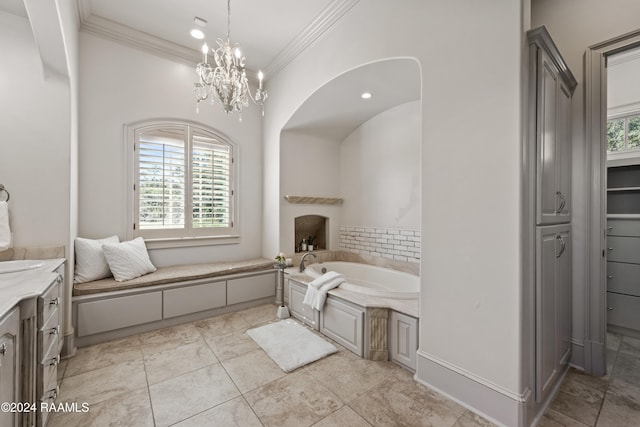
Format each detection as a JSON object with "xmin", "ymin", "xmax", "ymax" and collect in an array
[
  {"xmin": 313, "ymin": 406, "xmax": 372, "ymax": 427},
  {"xmin": 149, "ymin": 363, "xmax": 240, "ymax": 427},
  {"xmin": 194, "ymin": 311, "xmax": 251, "ymax": 336},
  {"xmin": 173, "ymin": 396, "xmax": 262, "ymax": 427},
  {"xmin": 57, "ymin": 360, "xmax": 147, "ymax": 405},
  {"xmin": 565, "ymin": 368, "xmax": 610, "ymax": 393},
  {"xmin": 57, "ymin": 358, "xmax": 68, "ymax": 381},
  {"xmin": 144, "ymin": 341, "xmax": 218, "ymax": 385},
  {"xmin": 549, "ymin": 377, "xmax": 604, "ymax": 426},
  {"xmin": 349, "ymin": 375, "xmax": 466, "ymax": 427},
  {"xmin": 240, "ymin": 303, "xmax": 279, "ymax": 326},
  {"xmin": 619, "ymin": 336, "xmax": 640, "ymax": 357},
  {"xmin": 606, "ymin": 332, "xmax": 622, "ymax": 352},
  {"xmin": 64, "ymin": 335, "xmax": 142, "ymax": 377},
  {"xmin": 606, "ymin": 348, "xmax": 618, "ymax": 376},
  {"xmin": 596, "ymin": 378, "xmax": 640, "ymax": 427},
  {"xmin": 222, "ymin": 349, "xmax": 286, "ymax": 393},
  {"xmin": 139, "ymin": 323, "xmax": 204, "ymax": 356},
  {"xmin": 202, "ymin": 328, "xmax": 260, "ymax": 361},
  {"xmin": 304, "ymin": 348, "xmax": 406, "ymax": 402},
  {"xmin": 537, "ymin": 409, "xmax": 589, "ymax": 426},
  {"xmin": 452, "ymin": 411, "xmax": 498, "ymax": 427},
  {"xmin": 244, "ymin": 370, "xmax": 343, "ymax": 427},
  {"xmin": 611, "ymin": 352, "xmax": 640, "ymax": 389},
  {"xmin": 48, "ymin": 387, "xmax": 153, "ymax": 427}
]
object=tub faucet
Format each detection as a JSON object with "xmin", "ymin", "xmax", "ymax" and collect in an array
[{"xmin": 299, "ymin": 252, "xmax": 318, "ymax": 272}]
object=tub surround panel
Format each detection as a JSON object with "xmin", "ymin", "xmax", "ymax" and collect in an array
[
  {"xmin": 368, "ymin": 308, "xmax": 389, "ymax": 362},
  {"xmin": 0, "ymin": 246, "xmax": 65, "ymax": 261},
  {"xmin": 340, "ymin": 225, "xmax": 420, "ymax": 263},
  {"xmin": 290, "ymin": 250, "xmax": 420, "ymax": 277}
]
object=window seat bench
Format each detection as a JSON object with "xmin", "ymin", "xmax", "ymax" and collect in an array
[{"xmin": 72, "ymin": 258, "xmax": 277, "ymax": 347}]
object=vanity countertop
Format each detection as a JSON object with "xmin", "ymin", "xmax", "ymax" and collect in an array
[{"xmin": 0, "ymin": 258, "xmax": 65, "ymax": 318}]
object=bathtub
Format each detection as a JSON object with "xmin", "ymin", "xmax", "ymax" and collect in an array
[{"xmin": 304, "ymin": 261, "xmax": 419, "ymax": 299}]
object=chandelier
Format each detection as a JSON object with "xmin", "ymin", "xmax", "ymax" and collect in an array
[{"xmin": 194, "ymin": 0, "xmax": 267, "ymax": 118}]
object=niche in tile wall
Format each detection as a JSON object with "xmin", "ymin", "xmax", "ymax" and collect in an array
[{"xmin": 295, "ymin": 215, "xmax": 327, "ymax": 252}]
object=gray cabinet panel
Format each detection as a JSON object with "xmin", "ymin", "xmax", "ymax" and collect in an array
[
  {"xmin": 288, "ymin": 280, "xmax": 319, "ymax": 330},
  {"xmin": 163, "ymin": 281, "xmax": 226, "ymax": 319},
  {"xmin": 607, "ymin": 236, "xmax": 640, "ymax": 264},
  {"xmin": 320, "ymin": 297, "xmax": 364, "ymax": 356},
  {"xmin": 227, "ymin": 273, "xmax": 276, "ymax": 305},
  {"xmin": 390, "ymin": 311, "xmax": 418, "ymax": 371},
  {"xmin": 0, "ymin": 307, "xmax": 20, "ymax": 427},
  {"xmin": 607, "ymin": 262, "xmax": 640, "ymax": 297},
  {"xmin": 607, "ymin": 292, "xmax": 640, "ymax": 331},
  {"xmin": 77, "ymin": 292, "xmax": 162, "ymax": 336}
]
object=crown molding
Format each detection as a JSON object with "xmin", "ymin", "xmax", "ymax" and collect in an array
[
  {"xmin": 76, "ymin": 0, "xmax": 360, "ymax": 79},
  {"xmin": 263, "ymin": 0, "xmax": 360, "ymax": 77}
]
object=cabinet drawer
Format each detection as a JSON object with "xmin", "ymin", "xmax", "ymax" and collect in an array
[
  {"xmin": 38, "ymin": 276, "xmax": 62, "ymax": 328},
  {"xmin": 607, "ymin": 262, "xmax": 640, "ymax": 297},
  {"xmin": 77, "ymin": 292, "xmax": 162, "ymax": 336},
  {"xmin": 608, "ymin": 292, "xmax": 640, "ymax": 330},
  {"xmin": 227, "ymin": 273, "xmax": 276, "ymax": 305},
  {"xmin": 321, "ymin": 297, "xmax": 364, "ymax": 357},
  {"xmin": 607, "ymin": 219, "xmax": 640, "ymax": 237},
  {"xmin": 38, "ymin": 305, "xmax": 60, "ymax": 362},
  {"xmin": 607, "ymin": 236, "xmax": 640, "ymax": 264},
  {"xmin": 163, "ymin": 280, "xmax": 226, "ymax": 319}
]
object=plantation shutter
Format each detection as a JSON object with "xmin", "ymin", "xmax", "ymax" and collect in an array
[
  {"xmin": 192, "ymin": 132, "xmax": 232, "ymax": 228},
  {"xmin": 137, "ymin": 128, "xmax": 186, "ymax": 230}
]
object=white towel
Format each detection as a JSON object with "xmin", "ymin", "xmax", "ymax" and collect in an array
[
  {"xmin": 0, "ymin": 201, "xmax": 10, "ymax": 251},
  {"xmin": 303, "ymin": 271, "xmax": 345, "ymax": 311}
]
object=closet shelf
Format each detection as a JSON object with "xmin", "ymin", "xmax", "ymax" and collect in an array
[{"xmin": 284, "ymin": 195, "xmax": 343, "ymax": 205}]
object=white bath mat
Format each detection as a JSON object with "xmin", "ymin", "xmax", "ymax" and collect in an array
[{"xmin": 246, "ymin": 319, "xmax": 338, "ymax": 372}]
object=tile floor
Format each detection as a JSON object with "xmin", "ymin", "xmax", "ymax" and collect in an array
[{"xmin": 49, "ymin": 304, "xmax": 640, "ymax": 427}]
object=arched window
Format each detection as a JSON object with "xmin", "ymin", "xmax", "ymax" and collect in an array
[{"xmin": 126, "ymin": 120, "xmax": 238, "ymax": 247}]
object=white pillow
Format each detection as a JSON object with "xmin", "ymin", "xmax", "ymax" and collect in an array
[
  {"xmin": 102, "ymin": 237, "xmax": 156, "ymax": 282},
  {"xmin": 74, "ymin": 235, "xmax": 120, "ymax": 284}
]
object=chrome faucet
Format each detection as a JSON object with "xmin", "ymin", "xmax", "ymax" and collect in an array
[{"xmin": 299, "ymin": 252, "xmax": 317, "ymax": 272}]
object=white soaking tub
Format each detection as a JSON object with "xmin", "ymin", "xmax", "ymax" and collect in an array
[{"xmin": 304, "ymin": 261, "xmax": 419, "ymax": 299}]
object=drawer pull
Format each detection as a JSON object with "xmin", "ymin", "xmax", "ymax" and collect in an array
[
  {"xmin": 607, "ymin": 227, "xmax": 614, "ymax": 231},
  {"xmin": 0, "ymin": 342, "xmax": 6, "ymax": 356},
  {"xmin": 608, "ymin": 247, "xmax": 613, "ymax": 251},
  {"xmin": 47, "ymin": 355, "xmax": 61, "ymax": 366},
  {"xmin": 608, "ymin": 307, "xmax": 614, "ymax": 311},
  {"xmin": 608, "ymin": 275, "xmax": 613, "ymax": 279},
  {"xmin": 49, "ymin": 325, "xmax": 61, "ymax": 335},
  {"xmin": 49, "ymin": 297, "xmax": 60, "ymax": 306},
  {"xmin": 42, "ymin": 386, "xmax": 59, "ymax": 401}
]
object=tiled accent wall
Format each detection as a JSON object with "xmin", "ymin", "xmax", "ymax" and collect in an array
[{"xmin": 339, "ymin": 225, "xmax": 420, "ymax": 263}]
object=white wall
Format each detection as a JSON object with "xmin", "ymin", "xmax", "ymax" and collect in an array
[
  {"xmin": 280, "ymin": 131, "xmax": 341, "ymax": 254},
  {"xmin": 340, "ymin": 100, "xmax": 420, "ymax": 229},
  {"xmin": 263, "ymin": 1, "xmax": 524, "ymax": 420},
  {"xmin": 532, "ymin": 0, "xmax": 640, "ymax": 370},
  {"xmin": 78, "ymin": 33, "xmax": 264, "ymax": 267},
  {"xmin": 0, "ymin": 11, "xmax": 70, "ymax": 250}
]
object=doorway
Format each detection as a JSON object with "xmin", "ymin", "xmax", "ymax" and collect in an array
[{"xmin": 585, "ymin": 31, "xmax": 640, "ymax": 376}]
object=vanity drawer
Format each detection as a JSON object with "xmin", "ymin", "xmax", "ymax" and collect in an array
[
  {"xmin": 38, "ymin": 306, "xmax": 60, "ymax": 362},
  {"xmin": 607, "ymin": 219, "xmax": 640, "ymax": 237},
  {"xmin": 607, "ymin": 236, "xmax": 640, "ymax": 264},
  {"xmin": 38, "ymin": 275, "xmax": 62, "ymax": 328},
  {"xmin": 607, "ymin": 262, "xmax": 640, "ymax": 297}
]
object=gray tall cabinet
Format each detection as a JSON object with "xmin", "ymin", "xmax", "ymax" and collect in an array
[{"xmin": 527, "ymin": 27, "xmax": 576, "ymax": 405}]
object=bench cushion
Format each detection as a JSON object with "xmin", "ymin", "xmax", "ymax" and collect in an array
[{"xmin": 73, "ymin": 258, "xmax": 274, "ymax": 296}]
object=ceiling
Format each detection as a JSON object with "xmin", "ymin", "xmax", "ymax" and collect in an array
[{"xmin": 2, "ymin": 0, "xmax": 422, "ymax": 140}]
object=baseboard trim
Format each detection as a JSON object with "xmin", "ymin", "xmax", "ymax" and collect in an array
[{"xmin": 415, "ymin": 350, "xmax": 530, "ymax": 427}]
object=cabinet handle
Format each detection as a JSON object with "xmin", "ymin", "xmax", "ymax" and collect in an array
[
  {"xmin": 608, "ymin": 247, "xmax": 613, "ymax": 251},
  {"xmin": 608, "ymin": 275, "xmax": 613, "ymax": 279},
  {"xmin": 0, "ymin": 342, "xmax": 6, "ymax": 356},
  {"xmin": 47, "ymin": 355, "xmax": 60, "ymax": 366},
  {"xmin": 608, "ymin": 307, "xmax": 614, "ymax": 311},
  {"xmin": 556, "ymin": 235, "xmax": 566, "ymax": 258},
  {"xmin": 49, "ymin": 297, "xmax": 60, "ymax": 306},
  {"xmin": 607, "ymin": 227, "xmax": 614, "ymax": 231},
  {"xmin": 556, "ymin": 191, "xmax": 566, "ymax": 213},
  {"xmin": 49, "ymin": 325, "xmax": 61, "ymax": 335}
]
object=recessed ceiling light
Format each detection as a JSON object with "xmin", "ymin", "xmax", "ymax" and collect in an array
[
  {"xmin": 361, "ymin": 92, "xmax": 372, "ymax": 99},
  {"xmin": 190, "ymin": 28, "xmax": 205, "ymax": 39}
]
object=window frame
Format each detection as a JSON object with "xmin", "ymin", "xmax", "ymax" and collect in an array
[
  {"xmin": 125, "ymin": 119, "xmax": 239, "ymax": 249},
  {"xmin": 607, "ymin": 111, "xmax": 640, "ymax": 154}
]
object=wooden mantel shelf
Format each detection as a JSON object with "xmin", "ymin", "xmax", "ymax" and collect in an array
[{"xmin": 284, "ymin": 195, "xmax": 343, "ymax": 205}]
